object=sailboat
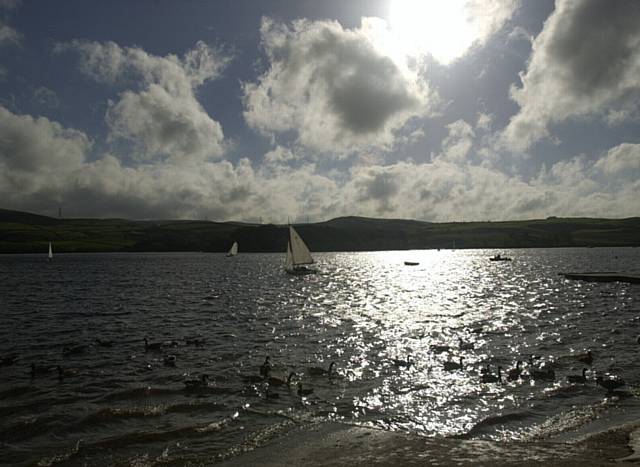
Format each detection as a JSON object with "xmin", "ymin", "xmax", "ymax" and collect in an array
[
  {"xmin": 285, "ymin": 226, "xmax": 316, "ymax": 275},
  {"xmin": 48, "ymin": 242, "xmax": 53, "ymax": 261},
  {"xmin": 226, "ymin": 241, "xmax": 238, "ymax": 257}
]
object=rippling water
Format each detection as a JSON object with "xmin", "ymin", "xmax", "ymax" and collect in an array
[{"xmin": 1, "ymin": 248, "xmax": 639, "ymax": 465}]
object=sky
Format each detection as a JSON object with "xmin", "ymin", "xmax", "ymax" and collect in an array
[{"xmin": 0, "ymin": 0, "xmax": 639, "ymax": 223}]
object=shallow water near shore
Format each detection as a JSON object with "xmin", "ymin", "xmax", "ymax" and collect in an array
[{"xmin": 1, "ymin": 248, "xmax": 639, "ymax": 465}]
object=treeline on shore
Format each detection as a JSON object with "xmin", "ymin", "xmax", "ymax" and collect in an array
[{"xmin": 1, "ymin": 208, "xmax": 639, "ymax": 254}]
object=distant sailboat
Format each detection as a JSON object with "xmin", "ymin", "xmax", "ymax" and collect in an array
[
  {"xmin": 48, "ymin": 242, "xmax": 53, "ymax": 261},
  {"xmin": 227, "ymin": 241, "xmax": 238, "ymax": 257},
  {"xmin": 285, "ymin": 226, "xmax": 316, "ymax": 275}
]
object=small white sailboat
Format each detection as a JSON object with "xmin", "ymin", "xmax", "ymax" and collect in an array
[
  {"xmin": 285, "ymin": 226, "xmax": 316, "ymax": 275},
  {"xmin": 226, "ymin": 241, "xmax": 238, "ymax": 257},
  {"xmin": 48, "ymin": 242, "xmax": 53, "ymax": 261}
]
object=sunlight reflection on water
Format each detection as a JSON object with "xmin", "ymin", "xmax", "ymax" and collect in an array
[{"xmin": 1, "ymin": 248, "xmax": 639, "ymax": 464}]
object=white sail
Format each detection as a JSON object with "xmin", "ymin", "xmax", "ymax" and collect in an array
[
  {"xmin": 289, "ymin": 226, "xmax": 314, "ymax": 266},
  {"xmin": 285, "ymin": 241, "xmax": 293, "ymax": 271},
  {"xmin": 227, "ymin": 241, "xmax": 238, "ymax": 256},
  {"xmin": 48, "ymin": 242, "xmax": 53, "ymax": 260}
]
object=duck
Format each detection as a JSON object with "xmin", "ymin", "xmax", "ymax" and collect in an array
[
  {"xmin": 529, "ymin": 365, "xmax": 555, "ymax": 381},
  {"xmin": 0, "ymin": 353, "xmax": 17, "ymax": 367},
  {"xmin": 481, "ymin": 366, "xmax": 502, "ymax": 383},
  {"xmin": 259, "ymin": 357, "xmax": 272, "ymax": 378},
  {"xmin": 94, "ymin": 338, "xmax": 113, "ymax": 348},
  {"xmin": 575, "ymin": 350, "xmax": 593, "ymax": 365},
  {"xmin": 507, "ymin": 361, "xmax": 523, "ymax": 381},
  {"xmin": 297, "ymin": 382, "xmax": 314, "ymax": 397},
  {"xmin": 392, "ymin": 356, "xmax": 412, "ymax": 368},
  {"xmin": 567, "ymin": 368, "xmax": 588, "ymax": 384},
  {"xmin": 163, "ymin": 354, "xmax": 177, "ymax": 367},
  {"xmin": 144, "ymin": 338, "xmax": 163, "ymax": 351},
  {"xmin": 458, "ymin": 337, "xmax": 474, "ymax": 351},
  {"xmin": 184, "ymin": 374, "xmax": 209, "ymax": 389},
  {"xmin": 308, "ymin": 361, "xmax": 336, "ymax": 376},
  {"xmin": 430, "ymin": 344, "xmax": 450, "ymax": 354},
  {"xmin": 30, "ymin": 363, "xmax": 52, "ymax": 377},
  {"xmin": 268, "ymin": 371, "xmax": 296, "ymax": 387},
  {"xmin": 596, "ymin": 375, "xmax": 625, "ymax": 393},
  {"xmin": 57, "ymin": 365, "xmax": 79, "ymax": 381},
  {"xmin": 443, "ymin": 356, "xmax": 464, "ymax": 371},
  {"xmin": 62, "ymin": 344, "xmax": 88, "ymax": 356}
]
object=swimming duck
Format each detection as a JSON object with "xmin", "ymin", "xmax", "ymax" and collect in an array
[
  {"xmin": 596, "ymin": 375, "xmax": 625, "ymax": 393},
  {"xmin": 529, "ymin": 365, "xmax": 555, "ymax": 381},
  {"xmin": 259, "ymin": 357, "xmax": 272, "ymax": 378},
  {"xmin": 144, "ymin": 338, "xmax": 163, "ymax": 351},
  {"xmin": 268, "ymin": 371, "xmax": 296, "ymax": 387},
  {"xmin": 297, "ymin": 382, "xmax": 314, "ymax": 397},
  {"xmin": 57, "ymin": 365, "xmax": 79, "ymax": 381},
  {"xmin": 443, "ymin": 356, "xmax": 464, "ymax": 371},
  {"xmin": 30, "ymin": 363, "xmax": 52, "ymax": 377},
  {"xmin": 481, "ymin": 366, "xmax": 502, "ymax": 383},
  {"xmin": 184, "ymin": 374, "xmax": 209, "ymax": 389},
  {"xmin": 308, "ymin": 361, "xmax": 336, "ymax": 376},
  {"xmin": 567, "ymin": 368, "xmax": 588, "ymax": 384},
  {"xmin": 392, "ymin": 356, "xmax": 412, "ymax": 368},
  {"xmin": 458, "ymin": 338, "xmax": 474, "ymax": 351},
  {"xmin": 507, "ymin": 361, "xmax": 523, "ymax": 381},
  {"xmin": 575, "ymin": 351, "xmax": 593, "ymax": 365},
  {"xmin": 0, "ymin": 353, "xmax": 17, "ymax": 367},
  {"xmin": 163, "ymin": 354, "xmax": 177, "ymax": 367}
]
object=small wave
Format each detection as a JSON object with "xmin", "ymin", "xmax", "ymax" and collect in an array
[
  {"xmin": 98, "ymin": 386, "xmax": 181, "ymax": 402},
  {"xmin": 457, "ymin": 411, "xmax": 533, "ymax": 439}
]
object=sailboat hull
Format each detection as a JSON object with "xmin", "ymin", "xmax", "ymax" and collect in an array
[{"xmin": 286, "ymin": 266, "xmax": 316, "ymax": 275}]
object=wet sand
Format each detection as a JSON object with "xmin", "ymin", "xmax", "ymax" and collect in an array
[{"xmin": 218, "ymin": 421, "xmax": 637, "ymax": 466}]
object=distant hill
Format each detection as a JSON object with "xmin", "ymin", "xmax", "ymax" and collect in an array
[{"xmin": 0, "ymin": 208, "xmax": 639, "ymax": 253}]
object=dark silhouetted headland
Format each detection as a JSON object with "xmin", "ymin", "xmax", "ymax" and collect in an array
[{"xmin": 0, "ymin": 208, "xmax": 639, "ymax": 253}]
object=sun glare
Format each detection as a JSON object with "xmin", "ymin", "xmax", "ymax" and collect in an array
[{"xmin": 389, "ymin": 0, "xmax": 475, "ymax": 64}]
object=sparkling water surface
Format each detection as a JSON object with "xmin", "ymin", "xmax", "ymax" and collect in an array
[{"xmin": 1, "ymin": 248, "xmax": 639, "ymax": 465}]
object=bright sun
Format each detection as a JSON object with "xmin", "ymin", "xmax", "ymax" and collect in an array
[{"xmin": 389, "ymin": 0, "xmax": 475, "ymax": 64}]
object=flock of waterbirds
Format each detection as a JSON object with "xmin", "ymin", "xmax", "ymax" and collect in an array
[
  {"xmin": 0, "ymin": 333, "xmax": 629, "ymax": 399},
  {"xmin": 0, "ymin": 336, "xmax": 342, "ymax": 402}
]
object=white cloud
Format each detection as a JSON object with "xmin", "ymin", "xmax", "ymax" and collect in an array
[
  {"xmin": 243, "ymin": 17, "xmax": 436, "ymax": 154},
  {"xmin": 60, "ymin": 40, "xmax": 230, "ymax": 163},
  {"xmin": 439, "ymin": 120, "xmax": 475, "ymax": 163},
  {"xmin": 0, "ymin": 21, "xmax": 20, "ymax": 46},
  {"xmin": 594, "ymin": 143, "xmax": 640, "ymax": 175},
  {"xmin": 31, "ymin": 86, "xmax": 60, "ymax": 108},
  {"xmin": 502, "ymin": 0, "xmax": 640, "ymax": 151}
]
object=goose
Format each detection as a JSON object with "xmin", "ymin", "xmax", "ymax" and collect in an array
[
  {"xmin": 94, "ymin": 338, "xmax": 113, "ymax": 348},
  {"xmin": 430, "ymin": 344, "xmax": 450, "ymax": 354},
  {"xmin": 268, "ymin": 371, "xmax": 296, "ymax": 387},
  {"xmin": 458, "ymin": 338, "xmax": 474, "ymax": 351},
  {"xmin": 308, "ymin": 361, "xmax": 336, "ymax": 376},
  {"xmin": 30, "ymin": 363, "xmax": 52, "ymax": 377},
  {"xmin": 507, "ymin": 361, "xmax": 523, "ymax": 381},
  {"xmin": 567, "ymin": 368, "xmax": 588, "ymax": 384},
  {"xmin": 163, "ymin": 354, "xmax": 177, "ymax": 367},
  {"xmin": 297, "ymin": 382, "xmax": 314, "ymax": 397},
  {"xmin": 596, "ymin": 375, "xmax": 625, "ymax": 393},
  {"xmin": 481, "ymin": 366, "xmax": 502, "ymax": 383},
  {"xmin": 63, "ymin": 344, "xmax": 88, "ymax": 356},
  {"xmin": 392, "ymin": 356, "xmax": 412, "ymax": 368},
  {"xmin": 259, "ymin": 357, "xmax": 271, "ymax": 378},
  {"xmin": 144, "ymin": 338, "xmax": 162, "ymax": 351},
  {"xmin": 0, "ymin": 353, "xmax": 17, "ymax": 367},
  {"xmin": 57, "ymin": 366, "xmax": 79, "ymax": 380},
  {"xmin": 529, "ymin": 365, "xmax": 555, "ymax": 381},
  {"xmin": 575, "ymin": 351, "xmax": 593, "ymax": 365},
  {"xmin": 184, "ymin": 374, "xmax": 209, "ymax": 389},
  {"xmin": 443, "ymin": 357, "xmax": 464, "ymax": 371}
]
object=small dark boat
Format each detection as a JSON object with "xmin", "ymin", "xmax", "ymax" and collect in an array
[
  {"xmin": 489, "ymin": 254, "xmax": 511, "ymax": 262},
  {"xmin": 404, "ymin": 261, "xmax": 419, "ymax": 266}
]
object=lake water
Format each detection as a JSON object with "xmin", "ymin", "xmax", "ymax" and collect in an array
[{"xmin": 1, "ymin": 248, "xmax": 639, "ymax": 465}]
